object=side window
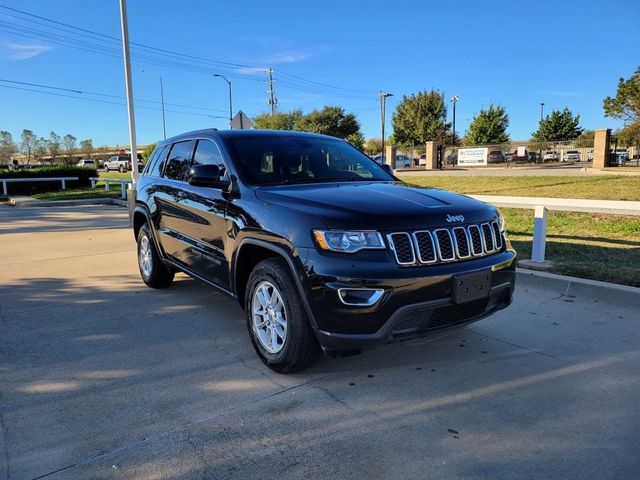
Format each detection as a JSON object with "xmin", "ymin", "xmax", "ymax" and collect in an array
[
  {"xmin": 163, "ymin": 140, "xmax": 193, "ymax": 181},
  {"xmin": 193, "ymin": 139, "xmax": 227, "ymax": 179},
  {"xmin": 146, "ymin": 144, "xmax": 169, "ymax": 177}
]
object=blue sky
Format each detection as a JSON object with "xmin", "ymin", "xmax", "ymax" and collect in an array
[{"xmin": 0, "ymin": 0, "xmax": 638, "ymax": 147}]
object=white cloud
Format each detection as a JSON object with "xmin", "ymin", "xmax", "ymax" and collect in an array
[{"xmin": 4, "ymin": 42, "xmax": 52, "ymax": 60}]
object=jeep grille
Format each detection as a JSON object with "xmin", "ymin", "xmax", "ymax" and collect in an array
[{"xmin": 387, "ymin": 221, "xmax": 503, "ymax": 266}]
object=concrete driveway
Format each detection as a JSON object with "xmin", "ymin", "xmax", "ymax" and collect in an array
[{"xmin": 0, "ymin": 205, "xmax": 638, "ymax": 480}]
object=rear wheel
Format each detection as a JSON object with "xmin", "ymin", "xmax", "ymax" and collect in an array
[
  {"xmin": 245, "ymin": 258, "xmax": 321, "ymax": 373},
  {"xmin": 137, "ymin": 223, "xmax": 174, "ymax": 288}
]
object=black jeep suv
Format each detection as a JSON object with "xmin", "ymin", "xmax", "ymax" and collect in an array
[{"xmin": 134, "ymin": 129, "xmax": 516, "ymax": 372}]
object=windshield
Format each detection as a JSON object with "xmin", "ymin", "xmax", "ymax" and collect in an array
[{"xmin": 225, "ymin": 134, "xmax": 394, "ymax": 185}]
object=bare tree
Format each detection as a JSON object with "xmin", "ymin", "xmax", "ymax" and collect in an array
[
  {"xmin": 0, "ymin": 131, "xmax": 16, "ymax": 165},
  {"xmin": 48, "ymin": 131, "xmax": 61, "ymax": 165},
  {"xmin": 62, "ymin": 134, "xmax": 77, "ymax": 166},
  {"xmin": 20, "ymin": 129, "xmax": 38, "ymax": 166},
  {"xmin": 33, "ymin": 137, "xmax": 48, "ymax": 165},
  {"xmin": 79, "ymin": 139, "xmax": 94, "ymax": 159}
]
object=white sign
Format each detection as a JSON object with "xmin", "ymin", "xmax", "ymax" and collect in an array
[
  {"xmin": 457, "ymin": 147, "xmax": 488, "ymax": 166},
  {"xmin": 231, "ymin": 111, "xmax": 254, "ymax": 130}
]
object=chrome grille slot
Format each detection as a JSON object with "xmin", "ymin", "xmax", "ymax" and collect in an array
[
  {"xmin": 468, "ymin": 225, "xmax": 484, "ymax": 256},
  {"xmin": 481, "ymin": 223, "xmax": 496, "ymax": 252},
  {"xmin": 434, "ymin": 229, "xmax": 455, "ymax": 261},
  {"xmin": 452, "ymin": 227, "xmax": 471, "ymax": 258},
  {"xmin": 491, "ymin": 221, "xmax": 503, "ymax": 250},
  {"xmin": 413, "ymin": 231, "xmax": 437, "ymax": 263},
  {"xmin": 387, "ymin": 232, "xmax": 415, "ymax": 265}
]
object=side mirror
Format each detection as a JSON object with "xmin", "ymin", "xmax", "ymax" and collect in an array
[
  {"xmin": 187, "ymin": 164, "xmax": 230, "ymax": 189},
  {"xmin": 380, "ymin": 163, "xmax": 394, "ymax": 176}
]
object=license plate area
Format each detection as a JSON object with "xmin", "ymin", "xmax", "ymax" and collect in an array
[{"xmin": 453, "ymin": 270, "xmax": 491, "ymax": 304}]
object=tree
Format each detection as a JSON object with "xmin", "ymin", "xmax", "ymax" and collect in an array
[
  {"xmin": 0, "ymin": 131, "xmax": 16, "ymax": 165},
  {"xmin": 141, "ymin": 142, "xmax": 157, "ymax": 162},
  {"xmin": 80, "ymin": 139, "xmax": 94, "ymax": 159},
  {"xmin": 531, "ymin": 108, "xmax": 583, "ymax": 141},
  {"xmin": 391, "ymin": 90, "xmax": 448, "ymax": 146},
  {"xmin": 363, "ymin": 138, "xmax": 382, "ymax": 156},
  {"xmin": 293, "ymin": 106, "xmax": 364, "ymax": 149},
  {"xmin": 33, "ymin": 137, "xmax": 48, "ymax": 164},
  {"xmin": 462, "ymin": 104, "xmax": 510, "ymax": 145},
  {"xmin": 20, "ymin": 129, "xmax": 38, "ymax": 166},
  {"xmin": 62, "ymin": 134, "xmax": 77, "ymax": 165},
  {"xmin": 253, "ymin": 110, "xmax": 304, "ymax": 130},
  {"xmin": 48, "ymin": 131, "xmax": 61, "ymax": 164},
  {"xmin": 575, "ymin": 130, "xmax": 594, "ymax": 148},
  {"xmin": 604, "ymin": 66, "xmax": 640, "ymax": 147}
]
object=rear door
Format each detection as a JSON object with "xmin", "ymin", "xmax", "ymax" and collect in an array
[{"xmin": 173, "ymin": 138, "xmax": 231, "ymax": 288}]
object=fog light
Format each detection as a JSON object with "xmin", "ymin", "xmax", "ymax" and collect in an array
[{"xmin": 337, "ymin": 288, "xmax": 384, "ymax": 306}]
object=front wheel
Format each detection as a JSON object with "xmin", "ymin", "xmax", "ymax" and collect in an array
[
  {"xmin": 137, "ymin": 223, "xmax": 174, "ymax": 288},
  {"xmin": 245, "ymin": 258, "xmax": 321, "ymax": 373}
]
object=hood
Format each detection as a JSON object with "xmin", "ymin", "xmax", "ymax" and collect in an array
[{"xmin": 254, "ymin": 181, "xmax": 498, "ymax": 230}]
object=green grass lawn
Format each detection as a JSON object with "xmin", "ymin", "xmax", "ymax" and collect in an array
[
  {"xmin": 403, "ymin": 175, "xmax": 640, "ymax": 201},
  {"xmin": 32, "ymin": 187, "xmax": 122, "ymax": 201},
  {"xmin": 401, "ymin": 176, "xmax": 640, "ymax": 286}
]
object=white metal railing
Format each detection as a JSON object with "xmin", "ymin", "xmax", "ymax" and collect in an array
[
  {"xmin": 1, "ymin": 177, "xmax": 79, "ymax": 196},
  {"xmin": 470, "ymin": 195, "xmax": 640, "ymax": 263},
  {"xmin": 90, "ymin": 177, "xmax": 131, "ymax": 199}
]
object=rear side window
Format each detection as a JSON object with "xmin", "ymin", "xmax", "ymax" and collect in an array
[
  {"xmin": 164, "ymin": 140, "xmax": 193, "ymax": 181},
  {"xmin": 145, "ymin": 144, "xmax": 169, "ymax": 177}
]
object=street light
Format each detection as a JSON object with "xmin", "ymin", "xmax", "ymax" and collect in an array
[
  {"xmin": 140, "ymin": 68, "xmax": 166, "ymax": 140},
  {"xmin": 450, "ymin": 95, "xmax": 459, "ymax": 146},
  {"xmin": 379, "ymin": 91, "xmax": 393, "ymax": 161},
  {"xmin": 213, "ymin": 74, "xmax": 233, "ymax": 129},
  {"xmin": 540, "ymin": 102, "xmax": 545, "ymax": 123}
]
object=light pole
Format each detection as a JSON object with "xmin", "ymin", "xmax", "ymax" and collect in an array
[
  {"xmin": 540, "ymin": 102, "xmax": 545, "ymax": 123},
  {"xmin": 450, "ymin": 95, "xmax": 459, "ymax": 146},
  {"xmin": 379, "ymin": 91, "xmax": 393, "ymax": 161},
  {"xmin": 140, "ymin": 68, "xmax": 166, "ymax": 140},
  {"xmin": 213, "ymin": 74, "xmax": 233, "ymax": 128}
]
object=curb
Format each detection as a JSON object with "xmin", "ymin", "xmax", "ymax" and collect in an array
[
  {"xmin": 516, "ymin": 267, "xmax": 640, "ymax": 306},
  {"xmin": 11, "ymin": 198, "xmax": 127, "ymax": 208}
]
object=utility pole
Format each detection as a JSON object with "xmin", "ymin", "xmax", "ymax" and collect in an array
[
  {"xmin": 140, "ymin": 68, "xmax": 166, "ymax": 140},
  {"xmin": 118, "ymin": 0, "xmax": 138, "ymax": 219},
  {"xmin": 267, "ymin": 68, "xmax": 277, "ymax": 116},
  {"xmin": 213, "ymin": 74, "xmax": 233, "ymax": 128},
  {"xmin": 450, "ymin": 95, "xmax": 459, "ymax": 146},
  {"xmin": 540, "ymin": 102, "xmax": 545, "ymax": 123},
  {"xmin": 379, "ymin": 91, "xmax": 393, "ymax": 160}
]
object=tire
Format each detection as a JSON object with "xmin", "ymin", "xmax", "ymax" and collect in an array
[
  {"xmin": 245, "ymin": 258, "xmax": 321, "ymax": 373},
  {"xmin": 136, "ymin": 223, "xmax": 174, "ymax": 288}
]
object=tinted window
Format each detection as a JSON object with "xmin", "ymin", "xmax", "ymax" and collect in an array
[
  {"xmin": 164, "ymin": 141, "xmax": 193, "ymax": 181},
  {"xmin": 146, "ymin": 144, "xmax": 169, "ymax": 177},
  {"xmin": 225, "ymin": 135, "xmax": 394, "ymax": 186},
  {"xmin": 193, "ymin": 139, "xmax": 227, "ymax": 179}
]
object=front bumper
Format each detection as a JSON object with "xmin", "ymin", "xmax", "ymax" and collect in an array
[{"xmin": 301, "ymin": 247, "xmax": 516, "ymax": 350}]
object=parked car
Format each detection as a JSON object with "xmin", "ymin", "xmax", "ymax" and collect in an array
[
  {"xmin": 371, "ymin": 155, "xmax": 385, "ymax": 165},
  {"xmin": 543, "ymin": 151, "xmax": 559, "ymax": 162},
  {"xmin": 418, "ymin": 154, "xmax": 427, "ymax": 166},
  {"xmin": 395, "ymin": 155, "xmax": 412, "ymax": 168},
  {"xmin": 104, "ymin": 155, "xmax": 144, "ymax": 172},
  {"xmin": 133, "ymin": 129, "xmax": 516, "ymax": 372},
  {"xmin": 487, "ymin": 150, "xmax": 506, "ymax": 164},
  {"xmin": 76, "ymin": 159, "xmax": 96, "ymax": 168},
  {"xmin": 512, "ymin": 150, "xmax": 530, "ymax": 162},
  {"xmin": 609, "ymin": 150, "xmax": 629, "ymax": 167},
  {"xmin": 588, "ymin": 150, "xmax": 594, "ymax": 161},
  {"xmin": 563, "ymin": 150, "xmax": 580, "ymax": 162}
]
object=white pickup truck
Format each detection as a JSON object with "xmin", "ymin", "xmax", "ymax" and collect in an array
[{"xmin": 104, "ymin": 155, "xmax": 143, "ymax": 172}]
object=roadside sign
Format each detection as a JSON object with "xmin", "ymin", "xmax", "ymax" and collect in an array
[
  {"xmin": 231, "ymin": 111, "xmax": 254, "ymax": 130},
  {"xmin": 458, "ymin": 147, "xmax": 488, "ymax": 166}
]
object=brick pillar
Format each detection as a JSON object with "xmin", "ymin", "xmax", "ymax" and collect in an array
[
  {"xmin": 425, "ymin": 141, "xmax": 438, "ymax": 170},
  {"xmin": 385, "ymin": 145, "xmax": 396, "ymax": 169},
  {"xmin": 593, "ymin": 128, "xmax": 610, "ymax": 169}
]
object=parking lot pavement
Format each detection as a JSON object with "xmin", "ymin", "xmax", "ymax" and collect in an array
[{"xmin": 0, "ymin": 205, "xmax": 638, "ymax": 480}]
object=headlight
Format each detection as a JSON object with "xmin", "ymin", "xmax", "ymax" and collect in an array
[
  {"xmin": 496, "ymin": 210, "xmax": 505, "ymax": 232},
  {"xmin": 313, "ymin": 230, "xmax": 385, "ymax": 253}
]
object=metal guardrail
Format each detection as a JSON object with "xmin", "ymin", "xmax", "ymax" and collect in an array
[
  {"xmin": 1, "ymin": 177, "xmax": 79, "ymax": 196},
  {"xmin": 90, "ymin": 177, "xmax": 131, "ymax": 199},
  {"xmin": 470, "ymin": 195, "xmax": 640, "ymax": 263}
]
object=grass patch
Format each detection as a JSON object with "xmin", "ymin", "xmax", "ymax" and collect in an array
[
  {"xmin": 403, "ymin": 175, "xmax": 640, "ymax": 201},
  {"xmin": 32, "ymin": 187, "xmax": 121, "ymax": 201}
]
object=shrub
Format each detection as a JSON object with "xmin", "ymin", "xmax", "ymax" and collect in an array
[{"xmin": 0, "ymin": 166, "xmax": 97, "ymax": 195}]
